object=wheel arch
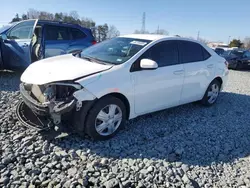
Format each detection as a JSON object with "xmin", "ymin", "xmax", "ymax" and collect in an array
[
  {"xmin": 202, "ymin": 76, "xmax": 223, "ymax": 99},
  {"xmin": 99, "ymin": 92, "xmax": 130, "ymax": 120},
  {"xmin": 214, "ymin": 76, "xmax": 223, "ymax": 87}
]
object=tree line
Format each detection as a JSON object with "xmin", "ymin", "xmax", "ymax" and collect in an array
[{"xmin": 11, "ymin": 9, "xmax": 120, "ymax": 42}]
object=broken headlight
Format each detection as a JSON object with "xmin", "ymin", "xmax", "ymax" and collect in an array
[
  {"xmin": 44, "ymin": 82, "xmax": 82, "ymax": 103},
  {"xmin": 43, "ymin": 85, "xmax": 56, "ymax": 102}
]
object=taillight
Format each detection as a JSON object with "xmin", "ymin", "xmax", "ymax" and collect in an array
[
  {"xmin": 92, "ymin": 40, "xmax": 97, "ymax": 45},
  {"xmin": 224, "ymin": 61, "xmax": 229, "ymax": 68}
]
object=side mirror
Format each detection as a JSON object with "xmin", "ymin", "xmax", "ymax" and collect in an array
[
  {"xmin": 140, "ymin": 59, "xmax": 158, "ymax": 70},
  {"xmin": 0, "ymin": 34, "xmax": 7, "ymax": 41}
]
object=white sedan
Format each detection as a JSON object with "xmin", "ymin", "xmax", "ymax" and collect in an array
[{"xmin": 18, "ymin": 34, "xmax": 229, "ymax": 140}]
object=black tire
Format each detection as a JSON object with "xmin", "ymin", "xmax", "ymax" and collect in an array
[
  {"xmin": 235, "ymin": 61, "xmax": 242, "ymax": 70},
  {"xmin": 201, "ymin": 79, "xmax": 221, "ymax": 106},
  {"xmin": 231, "ymin": 62, "xmax": 238, "ymax": 70},
  {"xmin": 84, "ymin": 96, "xmax": 126, "ymax": 140}
]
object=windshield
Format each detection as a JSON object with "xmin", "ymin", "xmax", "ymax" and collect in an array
[
  {"xmin": 231, "ymin": 50, "xmax": 244, "ymax": 57},
  {"xmin": 222, "ymin": 50, "xmax": 232, "ymax": 56},
  {"xmin": 81, "ymin": 37, "xmax": 152, "ymax": 64},
  {"xmin": 0, "ymin": 23, "xmax": 13, "ymax": 34}
]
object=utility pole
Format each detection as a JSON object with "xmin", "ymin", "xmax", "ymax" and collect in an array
[
  {"xmin": 157, "ymin": 25, "xmax": 159, "ymax": 34},
  {"xmin": 228, "ymin": 36, "xmax": 231, "ymax": 44},
  {"xmin": 141, "ymin": 12, "xmax": 146, "ymax": 34},
  {"xmin": 197, "ymin": 31, "xmax": 200, "ymax": 40}
]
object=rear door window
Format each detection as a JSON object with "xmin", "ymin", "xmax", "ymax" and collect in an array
[
  {"xmin": 45, "ymin": 25, "xmax": 70, "ymax": 41},
  {"xmin": 178, "ymin": 41, "xmax": 204, "ymax": 63},
  {"xmin": 70, "ymin": 28, "xmax": 87, "ymax": 40}
]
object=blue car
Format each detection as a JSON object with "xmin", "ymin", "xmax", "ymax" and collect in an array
[{"xmin": 0, "ymin": 19, "xmax": 96, "ymax": 70}]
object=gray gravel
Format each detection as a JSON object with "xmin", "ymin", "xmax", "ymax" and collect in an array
[{"xmin": 1, "ymin": 70, "xmax": 250, "ymax": 188}]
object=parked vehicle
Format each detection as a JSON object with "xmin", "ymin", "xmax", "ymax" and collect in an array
[
  {"xmin": 221, "ymin": 49, "xmax": 250, "ymax": 69},
  {"xmin": 214, "ymin": 47, "xmax": 225, "ymax": 55},
  {"xmin": 0, "ymin": 19, "xmax": 96, "ymax": 70},
  {"xmin": 17, "ymin": 34, "xmax": 229, "ymax": 140}
]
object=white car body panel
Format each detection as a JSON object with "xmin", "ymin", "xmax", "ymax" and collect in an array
[
  {"xmin": 133, "ymin": 64, "xmax": 184, "ymax": 115},
  {"xmin": 21, "ymin": 34, "xmax": 229, "ymax": 120},
  {"xmin": 20, "ymin": 54, "xmax": 112, "ymax": 85}
]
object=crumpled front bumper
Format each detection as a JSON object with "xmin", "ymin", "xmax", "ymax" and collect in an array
[
  {"xmin": 19, "ymin": 83, "xmax": 76, "ymax": 116},
  {"xmin": 18, "ymin": 83, "xmax": 78, "ymax": 132},
  {"xmin": 20, "ymin": 83, "xmax": 49, "ymax": 116}
]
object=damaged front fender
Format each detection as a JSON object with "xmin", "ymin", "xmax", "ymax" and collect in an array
[{"xmin": 73, "ymin": 88, "xmax": 96, "ymax": 102}]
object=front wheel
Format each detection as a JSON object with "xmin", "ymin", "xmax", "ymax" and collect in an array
[
  {"xmin": 234, "ymin": 61, "xmax": 242, "ymax": 70},
  {"xmin": 84, "ymin": 96, "xmax": 126, "ymax": 140},
  {"xmin": 201, "ymin": 80, "xmax": 221, "ymax": 106}
]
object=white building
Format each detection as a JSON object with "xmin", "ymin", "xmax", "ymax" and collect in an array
[{"xmin": 207, "ymin": 42, "xmax": 229, "ymax": 49}]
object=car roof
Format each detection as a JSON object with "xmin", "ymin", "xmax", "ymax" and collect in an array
[
  {"xmin": 11, "ymin": 19, "xmax": 90, "ymax": 30},
  {"xmin": 38, "ymin": 20, "xmax": 80, "ymax": 27},
  {"xmin": 119, "ymin": 34, "xmax": 169, "ymax": 41},
  {"xmin": 119, "ymin": 34, "xmax": 202, "ymax": 44}
]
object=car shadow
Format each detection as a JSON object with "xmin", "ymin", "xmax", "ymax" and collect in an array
[
  {"xmin": 0, "ymin": 70, "xmax": 22, "ymax": 92},
  {"xmin": 44, "ymin": 91, "xmax": 250, "ymax": 167}
]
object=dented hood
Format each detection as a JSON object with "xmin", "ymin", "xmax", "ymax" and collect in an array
[{"xmin": 21, "ymin": 54, "xmax": 112, "ymax": 85}]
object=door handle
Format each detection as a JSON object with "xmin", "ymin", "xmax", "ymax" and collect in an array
[
  {"xmin": 207, "ymin": 64, "xmax": 214, "ymax": 68},
  {"xmin": 173, "ymin": 70, "xmax": 184, "ymax": 75}
]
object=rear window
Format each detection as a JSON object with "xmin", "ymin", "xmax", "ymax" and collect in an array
[
  {"xmin": 45, "ymin": 25, "xmax": 70, "ymax": 41},
  {"xmin": 70, "ymin": 28, "xmax": 87, "ymax": 40}
]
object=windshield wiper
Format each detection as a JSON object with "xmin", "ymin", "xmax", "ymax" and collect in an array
[{"xmin": 81, "ymin": 56, "xmax": 112, "ymax": 65}]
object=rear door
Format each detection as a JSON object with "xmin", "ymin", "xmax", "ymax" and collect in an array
[
  {"xmin": 1, "ymin": 20, "xmax": 38, "ymax": 69},
  {"xmin": 67, "ymin": 27, "xmax": 93, "ymax": 53},
  {"xmin": 178, "ymin": 40, "xmax": 214, "ymax": 104},
  {"xmin": 44, "ymin": 25, "xmax": 71, "ymax": 58}
]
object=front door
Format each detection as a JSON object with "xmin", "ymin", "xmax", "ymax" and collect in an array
[
  {"xmin": 132, "ymin": 40, "xmax": 184, "ymax": 115},
  {"xmin": 1, "ymin": 20, "xmax": 38, "ymax": 69}
]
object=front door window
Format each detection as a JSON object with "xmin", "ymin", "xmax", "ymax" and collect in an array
[{"xmin": 7, "ymin": 20, "xmax": 36, "ymax": 40}]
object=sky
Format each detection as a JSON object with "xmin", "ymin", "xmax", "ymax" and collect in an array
[{"xmin": 1, "ymin": 0, "xmax": 250, "ymax": 43}]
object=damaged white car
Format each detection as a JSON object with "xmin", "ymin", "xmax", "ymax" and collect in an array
[{"xmin": 17, "ymin": 34, "xmax": 229, "ymax": 140}]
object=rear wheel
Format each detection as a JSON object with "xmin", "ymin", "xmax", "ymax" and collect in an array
[
  {"xmin": 85, "ymin": 96, "xmax": 126, "ymax": 140},
  {"xmin": 201, "ymin": 79, "xmax": 221, "ymax": 106}
]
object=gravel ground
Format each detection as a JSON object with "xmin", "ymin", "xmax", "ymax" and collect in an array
[{"xmin": 1, "ymin": 70, "xmax": 250, "ymax": 188}]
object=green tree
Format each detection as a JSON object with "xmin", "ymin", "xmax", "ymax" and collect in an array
[
  {"xmin": 54, "ymin": 13, "xmax": 64, "ymax": 21},
  {"xmin": 11, "ymin": 14, "xmax": 22, "ymax": 23},
  {"xmin": 96, "ymin": 24, "xmax": 109, "ymax": 42},
  {"xmin": 229, "ymin": 39, "xmax": 243, "ymax": 48},
  {"xmin": 22, "ymin": 14, "xmax": 28, "ymax": 20},
  {"xmin": 10, "ymin": 9, "xmax": 117, "ymax": 42}
]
